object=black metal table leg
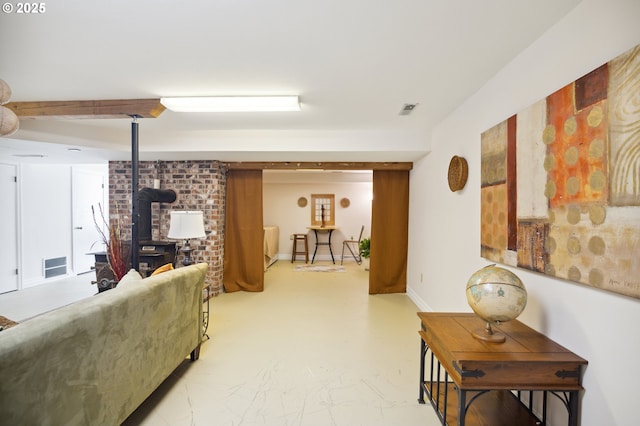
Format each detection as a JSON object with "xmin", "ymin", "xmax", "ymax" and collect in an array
[
  {"xmin": 568, "ymin": 390, "xmax": 579, "ymax": 426},
  {"xmin": 327, "ymin": 229, "xmax": 335, "ymax": 263},
  {"xmin": 311, "ymin": 228, "xmax": 335, "ymax": 264},
  {"xmin": 312, "ymin": 229, "xmax": 319, "ymax": 263},
  {"xmin": 418, "ymin": 338, "xmax": 426, "ymax": 403},
  {"xmin": 458, "ymin": 389, "xmax": 467, "ymax": 426}
]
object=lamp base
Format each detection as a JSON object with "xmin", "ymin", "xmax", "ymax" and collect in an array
[
  {"xmin": 180, "ymin": 241, "xmax": 195, "ymax": 266},
  {"xmin": 471, "ymin": 321, "xmax": 506, "ymax": 344}
]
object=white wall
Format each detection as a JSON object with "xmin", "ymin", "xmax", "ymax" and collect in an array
[
  {"xmin": 17, "ymin": 163, "xmax": 107, "ymax": 288},
  {"xmin": 407, "ymin": 1, "xmax": 640, "ymax": 425},
  {"xmin": 20, "ymin": 164, "xmax": 73, "ymax": 287},
  {"xmin": 263, "ymin": 172, "xmax": 372, "ymax": 262}
]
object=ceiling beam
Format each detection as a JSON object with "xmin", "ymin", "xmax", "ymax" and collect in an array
[
  {"xmin": 5, "ymin": 99, "xmax": 165, "ymax": 119},
  {"xmin": 223, "ymin": 161, "xmax": 413, "ymax": 171}
]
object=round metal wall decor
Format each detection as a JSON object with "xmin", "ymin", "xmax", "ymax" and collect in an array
[
  {"xmin": 448, "ymin": 155, "xmax": 468, "ymax": 192},
  {"xmin": 340, "ymin": 197, "xmax": 350, "ymax": 208},
  {"xmin": 297, "ymin": 197, "xmax": 308, "ymax": 207}
]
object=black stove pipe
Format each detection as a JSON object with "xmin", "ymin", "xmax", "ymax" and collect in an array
[
  {"xmin": 131, "ymin": 120, "xmax": 139, "ymax": 271},
  {"xmin": 138, "ymin": 187, "xmax": 177, "ymax": 241}
]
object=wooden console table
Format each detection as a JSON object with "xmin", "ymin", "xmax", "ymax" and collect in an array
[{"xmin": 417, "ymin": 312, "xmax": 587, "ymax": 426}]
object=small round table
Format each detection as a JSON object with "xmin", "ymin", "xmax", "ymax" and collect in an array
[{"xmin": 307, "ymin": 226, "xmax": 338, "ymax": 264}]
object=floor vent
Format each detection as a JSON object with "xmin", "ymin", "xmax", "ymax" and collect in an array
[{"xmin": 44, "ymin": 257, "xmax": 67, "ymax": 278}]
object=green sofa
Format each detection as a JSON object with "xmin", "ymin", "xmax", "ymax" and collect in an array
[{"xmin": 0, "ymin": 262, "xmax": 208, "ymax": 425}]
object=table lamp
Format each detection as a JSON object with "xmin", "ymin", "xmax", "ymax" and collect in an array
[{"xmin": 168, "ymin": 211, "xmax": 206, "ymax": 266}]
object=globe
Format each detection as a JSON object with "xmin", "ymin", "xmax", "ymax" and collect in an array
[{"xmin": 465, "ymin": 264, "xmax": 527, "ymax": 343}]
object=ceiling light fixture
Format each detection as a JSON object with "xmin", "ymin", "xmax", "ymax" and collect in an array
[{"xmin": 160, "ymin": 96, "xmax": 300, "ymax": 112}]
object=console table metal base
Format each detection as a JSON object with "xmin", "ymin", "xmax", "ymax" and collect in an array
[{"xmin": 419, "ymin": 342, "xmax": 580, "ymax": 425}]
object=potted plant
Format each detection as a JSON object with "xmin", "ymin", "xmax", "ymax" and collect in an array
[{"xmin": 359, "ymin": 238, "xmax": 370, "ymax": 271}]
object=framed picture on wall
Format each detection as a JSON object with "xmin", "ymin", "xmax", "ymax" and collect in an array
[
  {"xmin": 480, "ymin": 44, "xmax": 640, "ymax": 300},
  {"xmin": 310, "ymin": 194, "xmax": 335, "ymax": 227}
]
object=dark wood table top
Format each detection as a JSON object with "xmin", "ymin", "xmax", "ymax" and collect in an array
[{"xmin": 418, "ymin": 312, "xmax": 588, "ymax": 390}]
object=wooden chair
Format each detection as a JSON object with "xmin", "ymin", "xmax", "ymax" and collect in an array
[
  {"xmin": 341, "ymin": 225, "xmax": 364, "ymax": 265},
  {"xmin": 291, "ymin": 233, "xmax": 309, "ymax": 263}
]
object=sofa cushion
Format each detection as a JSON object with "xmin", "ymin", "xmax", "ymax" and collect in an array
[
  {"xmin": 150, "ymin": 263, "xmax": 174, "ymax": 276},
  {"xmin": 116, "ymin": 268, "xmax": 143, "ymax": 289}
]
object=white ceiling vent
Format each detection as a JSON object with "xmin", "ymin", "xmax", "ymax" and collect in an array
[{"xmin": 399, "ymin": 103, "xmax": 418, "ymax": 116}]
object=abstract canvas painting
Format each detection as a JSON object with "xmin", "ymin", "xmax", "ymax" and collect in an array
[{"xmin": 481, "ymin": 44, "xmax": 640, "ymax": 299}]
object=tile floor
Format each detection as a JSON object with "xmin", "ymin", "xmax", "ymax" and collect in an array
[
  {"xmin": 0, "ymin": 262, "xmax": 441, "ymax": 425},
  {"xmin": 0, "ymin": 272, "xmax": 97, "ymax": 321}
]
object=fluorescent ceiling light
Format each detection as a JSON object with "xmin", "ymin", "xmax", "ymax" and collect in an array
[{"xmin": 160, "ymin": 96, "xmax": 300, "ymax": 112}]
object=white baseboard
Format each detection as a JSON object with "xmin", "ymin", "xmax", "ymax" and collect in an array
[{"xmin": 406, "ymin": 286, "xmax": 432, "ymax": 312}]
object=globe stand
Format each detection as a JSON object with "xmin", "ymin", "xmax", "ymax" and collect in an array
[
  {"xmin": 466, "ymin": 265, "xmax": 527, "ymax": 345},
  {"xmin": 472, "ymin": 321, "xmax": 506, "ymax": 343}
]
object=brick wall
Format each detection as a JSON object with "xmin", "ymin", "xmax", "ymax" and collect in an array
[{"xmin": 109, "ymin": 160, "xmax": 226, "ymax": 295}]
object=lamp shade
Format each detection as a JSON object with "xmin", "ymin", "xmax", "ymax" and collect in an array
[{"xmin": 167, "ymin": 211, "xmax": 206, "ymax": 240}]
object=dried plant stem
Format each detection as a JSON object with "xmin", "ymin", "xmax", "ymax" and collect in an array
[{"xmin": 92, "ymin": 204, "xmax": 128, "ymax": 281}]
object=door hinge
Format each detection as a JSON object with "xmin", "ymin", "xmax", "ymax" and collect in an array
[
  {"xmin": 15, "ymin": 269, "xmax": 18, "ymax": 275},
  {"xmin": 13, "ymin": 176, "xmax": 17, "ymax": 183}
]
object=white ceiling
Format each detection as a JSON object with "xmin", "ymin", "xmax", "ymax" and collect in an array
[{"xmin": 0, "ymin": 0, "xmax": 582, "ymax": 164}]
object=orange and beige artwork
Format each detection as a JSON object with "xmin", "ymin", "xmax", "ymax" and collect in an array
[{"xmin": 481, "ymin": 44, "xmax": 640, "ymax": 299}]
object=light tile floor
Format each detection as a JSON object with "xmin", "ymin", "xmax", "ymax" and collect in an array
[
  {"xmin": 0, "ymin": 262, "xmax": 441, "ymax": 425},
  {"xmin": 0, "ymin": 272, "xmax": 97, "ymax": 321}
]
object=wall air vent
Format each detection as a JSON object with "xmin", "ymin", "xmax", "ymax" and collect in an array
[{"xmin": 44, "ymin": 256, "xmax": 67, "ymax": 278}]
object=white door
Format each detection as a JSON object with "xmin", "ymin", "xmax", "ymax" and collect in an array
[
  {"xmin": 0, "ymin": 164, "xmax": 18, "ymax": 293},
  {"xmin": 72, "ymin": 168, "xmax": 106, "ymax": 274}
]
